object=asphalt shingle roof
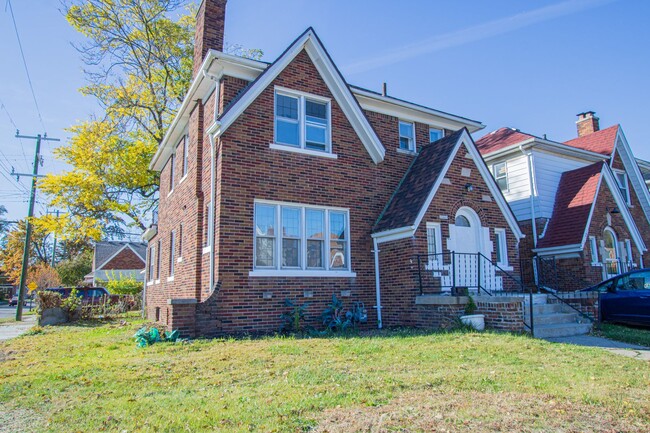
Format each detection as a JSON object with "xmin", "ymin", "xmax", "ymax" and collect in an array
[{"xmin": 563, "ymin": 125, "xmax": 619, "ymax": 155}]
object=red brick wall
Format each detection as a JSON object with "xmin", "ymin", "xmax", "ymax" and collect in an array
[{"xmin": 101, "ymin": 248, "xmax": 145, "ymax": 271}]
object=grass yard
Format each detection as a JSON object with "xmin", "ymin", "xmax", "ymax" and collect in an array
[
  {"xmin": 597, "ymin": 323, "xmax": 650, "ymax": 347},
  {"xmin": 1, "ymin": 319, "xmax": 649, "ymax": 433}
]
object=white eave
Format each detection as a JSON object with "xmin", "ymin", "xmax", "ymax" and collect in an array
[
  {"xmin": 480, "ymin": 136, "xmax": 608, "ymax": 162},
  {"xmin": 351, "ymin": 86, "xmax": 485, "ymax": 133},
  {"xmin": 142, "ymin": 225, "xmax": 158, "ymax": 242},
  {"xmin": 150, "ymin": 51, "xmax": 268, "ymax": 171}
]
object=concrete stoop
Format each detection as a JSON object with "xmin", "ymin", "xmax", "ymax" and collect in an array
[{"xmin": 525, "ymin": 302, "xmax": 592, "ymax": 338}]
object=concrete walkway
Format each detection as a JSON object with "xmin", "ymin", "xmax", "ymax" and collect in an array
[
  {"xmin": 0, "ymin": 316, "xmax": 36, "ymax": 341},
  {"xmin": 546, "ymin": 335, "xmax": 650, "ymax": 361}
]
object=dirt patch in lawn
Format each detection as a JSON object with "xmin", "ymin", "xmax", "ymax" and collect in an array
[
  {"xmin": 0, "ymin": 407, "xmax": 45, "ymax": 433},
  {"xmin": 313, "ymin": 390, "xmax": 648, "ymax": 433}
]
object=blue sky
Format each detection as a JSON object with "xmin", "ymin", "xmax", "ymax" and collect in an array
[{"xmin": 1, "ymin": 0, "xmax": 649, "ymax": 223}]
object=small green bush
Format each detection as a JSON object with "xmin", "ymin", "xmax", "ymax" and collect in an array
[{"xmin": 98, "ymin": 273, "xmax": 143, "ymax": 295}]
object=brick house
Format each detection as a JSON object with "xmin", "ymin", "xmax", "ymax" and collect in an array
[
  {"xmin": 476, "ymin": 112, "xmax": 650, "ymax": 290},
  {"xmin": 86, "ymin": 241, "xmax": 147, "ymax": 286},
  {"xmin": 142, "ymin": 0, "xmax": 525, "ymax": 336}
]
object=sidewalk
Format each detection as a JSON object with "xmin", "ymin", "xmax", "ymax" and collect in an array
[
  {"xmin": 545, "ymin": 335, "xmax": 650, "ymax": 361},
  {"xmin": 0, "ymin": 316, "xmax": 36, "ymax": 341}
]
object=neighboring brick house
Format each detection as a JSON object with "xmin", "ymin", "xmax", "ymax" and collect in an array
[
  {"xmin": 86, "ymin": 241, "xmax": 147, "ymax": 286},
  {"xmin": 142, "ymin": 0, "xmax": 524, "ymax": 336},
  {"xmin": 476, "ymin": 112, "xmax": 650, "ymax": 290}
]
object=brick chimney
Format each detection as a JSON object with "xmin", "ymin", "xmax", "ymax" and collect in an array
[
  {"xmin": 193, "ymin": 0, "xmax": 227, "ymax": 78},
  {"xmin": 576, "ymin": 111, "xmax": 600, "ymax": 137}
]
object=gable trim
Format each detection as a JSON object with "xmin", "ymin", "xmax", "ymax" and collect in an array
[
  {"xmin": 207, "ymin": 28, "xmax": 385, "ymax": 164},
  {"xmin": 613, "ymin": 128, "xmax": 650, "ymax": 226},
  {"xmin": 95, "ymin": 244, "xmax": 146, "ymax": 271}
]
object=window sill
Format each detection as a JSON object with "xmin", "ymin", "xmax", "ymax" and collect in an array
[
  {"xmin": 154, "ymin": 280, "xmax": 160, "ymax": 285},
  {"xmin": 202, "ymin": 246, "xmax": 211, "ymax": 255},
  {"xmin": 591, "ymin": 262, "xmax": 603, "ymax": 267},
  {"xmin": 147, "ymin": 281, "xmax": 154, "ymax": 287},
  {"xmin": 396, "ymin": 148, "xmax": 417, "ymax": 155},
  {"xmin": 167, "ymin": 276, "xmax": 175, "ymax": 282},
  {"xmin": 269, "ymin": 143, "xmax": 337, "ymax": 159},
  {"xmin": 249, "ymin": 270, "xmax": 357, "ymax": 278},
  {"xmin": 167, "ymin": 189, "xmax": 174, "ymax": 198},
  {"xmin": 177, "ymin": 257, "xmax": 183, "ymax": 263},
  {"xmin": 178, "ymin": 175, "xmax": 188, "ymax": 185}
]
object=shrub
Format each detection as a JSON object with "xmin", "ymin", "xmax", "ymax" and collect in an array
[
  {"xmin": 280, "ymin": 298, "xmax": 309, "ymax": 333},
  {"xmin": 98, "ymin": 273, "xmax": 143, "ymax": 295},
  {"xmin": 35, "ymin": 290, "xmax": 62, "ymax": 312},
  {"xmin": 464, "ymin": 295, "xmax": 477, "ymax": 315}
]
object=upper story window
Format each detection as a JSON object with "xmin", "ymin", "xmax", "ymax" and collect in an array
[
  {"xmin": 168, "ymin": 154, "xmax": 175, "ymax": 192},
  {"xmin": 253, "ymin": 201, "xmax": 351, "ymax": 275},
  {"xmin": 492, "ymin": 162, "xmax": 508, "ymax": 192},
  {"xmin": 147, "ymin": 246, "xmax": 155, "ymax": 283},
  {"xmin": 614, "ymin": 170, "xmax": 630, "ymax": 205},
  {"xmin": 398, "ymin": 121, "xmax": 415, "ymax": 152},
  {"xmin": 179, "ymin": 135, "xmax": 188, "ymax": 178},
  {"xmin": 429, "ymin": 127, "xmax": 444, "ymax": 143},
  {"xmin": 274, "ymin": 88, "xmax": 331, "ymax": 153}
]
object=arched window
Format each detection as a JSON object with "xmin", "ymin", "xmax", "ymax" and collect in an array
[
  {"xmin": 456, "ymin": 215, "xmax": 471, "ymax": 227},
  {"xmin": 603, "ymin": 227, "xmax": 619, "ymax": 275}
]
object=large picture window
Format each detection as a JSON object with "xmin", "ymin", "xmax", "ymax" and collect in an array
[
  {"xmin": 253, "ymin": 201, "xmax": 351, "ymax": 275},
  {"xmin": 274, "ymin": 88, "xmax": 331, "ymax": 153}
]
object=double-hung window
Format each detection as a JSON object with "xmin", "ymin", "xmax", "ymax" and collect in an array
[
  {"xmin": 429, "ymin": 127, "xmax": 444, "ymax": 143},
  {"xmin": 156, "ymin": 239, "xmax": 162, "ymax": 281},
  {"xmin": 169, "ymin": 231, "xmax": 176, "ymax": 279},
  {"xmin": 274, "ymin": 88, "xmax": 331, "ymax": 153},
  {"xmin": 180, "ymin": 135, "xmax": 188, "ymax": 178},
  {"xmin": 494, "ymin": 228, "xmax": 508, "ymax": 267},
  {"xmin": 492, "ymin": 162, "xmax": 508, "ymax": 192},
  {"xmin": 589, "ymin": 236, "xmax": 599, "ymax": 265},
  {"xmin": 148, "ymin": 246, "xmax": 155, "ymax": 283},
  {"xmin": 253, "ymin": 201, "xmax": 352, "ymax": 275},
  {"xmin": 614, "ymin": 170, "xmax": 630, "ymax": 205},
  {"xmin": 168, "ymin": 154, "xmax": 175, "ymax": 193},
  {"xmin": 399, "ymin": 121, "xmax": 415, "ymax": 152}
]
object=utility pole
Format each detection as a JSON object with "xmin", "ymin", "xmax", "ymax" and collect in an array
[
  {"xmin": 14, "ymin": 131, "xmax": 60, "ymax": 321},
  {"xmin": 47, "ymin": 209, "xmax": 61, "ymax": 267}
]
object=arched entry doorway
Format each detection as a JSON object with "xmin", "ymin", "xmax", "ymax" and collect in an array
[
  {"xmin": 452, "ymin": 207, "xmax": 482, "ymax": 289},
  {"xmin": 603, "ymin": 227, "xmax": 620, "ymax": 278}
]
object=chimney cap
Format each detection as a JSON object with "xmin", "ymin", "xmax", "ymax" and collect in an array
[{"xmin": 577, "ymin": 111, "xmax": 597, "ymax": 119}]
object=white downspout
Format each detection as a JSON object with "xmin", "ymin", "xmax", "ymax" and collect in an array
[
  {"xmin": 373, "ymin": 237, "xmax": 383, "ymax": 329},
  {"xmin": 208, "ymin": 132, "xmax": 216, "ymax": 292}
]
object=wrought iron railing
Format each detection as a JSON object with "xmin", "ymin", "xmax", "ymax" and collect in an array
[{"xmin": 416, "ymin": 252, "xmax": 534, "ymax": 333}]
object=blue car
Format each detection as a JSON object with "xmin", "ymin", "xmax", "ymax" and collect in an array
[{"xmin": 583, "ymin": 269, "xmax": 650, "ymax": 326}]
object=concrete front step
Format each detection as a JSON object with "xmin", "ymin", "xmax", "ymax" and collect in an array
[
  {"xmin": 528, "ymin": 312, "xmax": 580, "ymax": 326},
  {"xmin": 531, "ymin": 303, "xmax": 566, "ymax": 315},
  {"xmin": 534, "ymin": 322, "xmax": 592, "ymax": 338}
]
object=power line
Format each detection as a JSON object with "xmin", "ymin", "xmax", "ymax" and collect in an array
[
  {"xmin": 0, "ymin": 97, "xmax": 30, "ymax": 170},
  {"xmin": 6, "ymin": 0, "xmax": 46, "ymax": 132}
]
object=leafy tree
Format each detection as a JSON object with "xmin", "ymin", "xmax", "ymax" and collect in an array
[
  {"xmin": 0, "ymin": 205, "xmax": 7, "ymax": 244},
  {"xmin": 56, "ymin": 249, "xmax": 93, "ymax": 286},
  {"xmin": 28, "ymin": 263, "xmax": 62, "ymax": 292},
  {"xmin": 38, "ymin": 0, "xmax": 196, "ymax": 239},
  {"xmin": 0, "ymin": 221, "xmax": 52, "ymax": 285}
]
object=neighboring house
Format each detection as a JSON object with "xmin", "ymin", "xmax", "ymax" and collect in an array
[
  {"xmin": 143, "ymin": 0, "xmax": 525, "ymax": 336},
  {"xmin": 476, "ymin": 112, "xmax": 650, "ymax": 290},
  {"xmin": 636, "ymin": 158, "xmax": 650, "ymax": 190},
  {"xmin": 86, "ymin": 241, "xmax": 147, "ymax": 286}
]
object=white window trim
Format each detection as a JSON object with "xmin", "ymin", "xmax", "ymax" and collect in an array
[
  {"xmin": 492, "ymin": 161, "xmax": 509, "ymax": 193},
  {"xmin": 494, "ymin": 228, "xmax": 510, "ymax": 269},
  {"xmin": 613, "ymin": 169, "xmax": 631, "ymax": 206},
  {"xmin": 273, "ymin": 86, "xmax": 332, "ymax": 154},
  {"xmin": 398, "ymin": 120, "xmax": 416, "ymax": 153},
  {"xmin": 169, "ymin": 230, "xmax": 176, "ymax": 278},
  {"xmin": 147, "ymin": 246, "xmax": 155, "ymax": 284},
  {"xmin": 251, "ymin": 199, "xmax": 353, "ymax": 277},
  {"xmin": 425, "ymin": 222, "xmax": 442, "ymax": 270},
  {"xmin": 168, "ymin": 153, "xmax": 175, "ymax": 196},
  {"xmin": 429, "ymin": 127, "xmax": 444, "ymax": 143},
  {"xmin": 589, "ymin": 236, "xmax": 601, "ymax": 266}
]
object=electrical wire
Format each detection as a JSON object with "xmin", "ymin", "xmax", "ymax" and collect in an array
[{"xmin": 6, "ymin": 0, "xmax": 46, "ymax": 132}]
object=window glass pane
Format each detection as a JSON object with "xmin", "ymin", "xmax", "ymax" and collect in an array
[
  {"xmin": 495, "ymin": 233, "xmax": 502, "ymax": 263},
  {"xmin": 399, "ymin": 137, "xmax": 411, "ymax": 150},
  {"xmin": 306, "ymin": 100, "xmax": 327, "ymax": 122},
  {"xmin": 427, "ymin": 227, "xmax": 437, "ymax": 255},
  {"xmin": 255, "ymin": 204, "xmax": 276, "ymax": 237},
  {"xmin": 306, "ymin": 125, "xmax": 327, "ymax": 149},
  {"xmin": 399, "ymin": 122, "xmax": 414, "ymax": 139},
  {"xmin": 330, "ymin": 212, "xmax": 346, "ymax": 240},
  {"xmin": 456, "ymin": 215, "xmax": 470, "ymax": 227},
  {"xmin": 306, "ymin": 209, "xmax": 324, "ymax": 239},
  {"xmin": 282, "ymin": 239, "xmax": 300, "ymax": 267},
  {"xmin": 307, "ymin": 240, "xmax": 324, "ymax": 268},
  {"xmin": 494, "ymin": 163, "xmax": 506, "ymax": 177},
  {"xmin": 496, "ymin": 177, "xmax": 508, "ymax": 192},
  {"xmin": 255, "ymin": 238, "xmax": 275, "ymax": 267},
  {"xmin": 282, "ymin": 207, "xmax": 300, "ymax": 238},
  {"xmin": 276, "ymin": 119, "xmax": 299, "ymax": 146},
  {"xmin": 276, "ymin": 94, "xmax": 298, "ymax": 119},
  {"xmin": 330, "ymin": 241, "xmax": 346, "ymax": 269},
  {"xmin": 429, "ymin": 128, "xmax": 443, "ymax": 143}
]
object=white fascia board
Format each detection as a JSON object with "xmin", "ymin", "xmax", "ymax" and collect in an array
[
  {"xmin": 352, "ymin": 88, "xmax": 484, "ymax": 133},
  {"xmin": 150, "ymin": 51, "xmax": 268, "ymax": 171},
  {"xmin": 481, "ymin": 137, "xmax": 606, "ymax": 162},
  {"xmin": 371, "ymin": 226, "xmax": 415, "ymax": 244},
  {"xmin": 614, "ymin": 128, "xmax": 650, "ymax": 226},
  {"xmin": 533, "ymin": 244, "xmax": 583, "ymax": 256},
  {"xmin": 213, "ymin": 30, "xmax": 386, "ymax": 164},
  {"xmin": 417, "ymin": 130, "xmax": 525, "ymax": 239},
  {"xmin": 601, "ymin": 165, "xmax": 647, "ymax": 253},
  {"xmin": 142, "ymin": 225, "xmax": 157, "ymax": 242}
]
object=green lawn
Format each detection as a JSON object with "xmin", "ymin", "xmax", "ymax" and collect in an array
[
  {"xmin": 1, "ymin": 319, "xmax": 649, "ymax": 433},
  {"xmin": 597, "ymin": 323, "xmax": 650, "ymax": 347}
]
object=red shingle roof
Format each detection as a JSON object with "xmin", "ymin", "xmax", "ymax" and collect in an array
[
  {"xmin": 563, "ymin": 125, "xmax": 619, "ymax": 155},
  {"xmin": 475, "ymin": 127, "xmax": 535, "ymax": 155},
  {"xmin": 536, "ymin": 162, "xmax": 604, "ymax": 249}
]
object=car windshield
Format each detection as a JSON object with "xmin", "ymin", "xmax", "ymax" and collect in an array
[{"xmin": 616, "ymin": 271, "xmax": 650, "ymax": 291}]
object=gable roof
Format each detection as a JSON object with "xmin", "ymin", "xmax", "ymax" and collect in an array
[
  {"xmin": 207, "ymin": 27, "xmax": 386, "ymax": 164},
  {"xmin": 536, "ymin": 163, "xmax": 604, "ymax": 249},
  {"xmin": 564, "ymin": 125, "xmax": 619, "ymax": 155},
  {"xmin": 372, "ymin": 128, "xmax": 524, "ymax": 242},
  {"xmin": 535, "ymin": 162, "xmax": 646, "ymax": 254},
  {"xmin": 94, "ymin": 241, "xmax": 147, "ymax": 271},
  {"xmin": 475, "ymin": 127, "xmax": 536, "ymax": 155}
]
